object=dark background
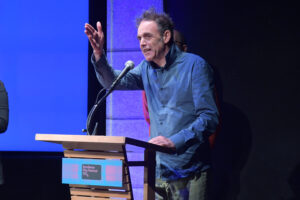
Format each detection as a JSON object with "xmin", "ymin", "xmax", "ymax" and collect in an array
[
  {"xmin": 1, "ymin": 0, "xmax": 299, "ymax": 199},
  {"xmin": 165, "ymin": 0, "xmax": 300, "ymax": 199}
]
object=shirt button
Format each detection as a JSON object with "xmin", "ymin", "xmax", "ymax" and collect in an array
[{"xmin": 160, "ymin": 122, "xmax": 163, "ymax": 125}]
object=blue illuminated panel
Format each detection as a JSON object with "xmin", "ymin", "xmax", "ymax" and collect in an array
[{"xmin": 0, "ymin": 1, "xmax": 88, "ymax": 151}]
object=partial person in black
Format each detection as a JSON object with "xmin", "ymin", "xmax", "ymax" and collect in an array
[
  {"xmin": 0, "ymin": 80, "xmax": 9, "ymax": 185},
  {"xmin": 0, "ymin": 81, "xmax": 8, "ymax": 133}
]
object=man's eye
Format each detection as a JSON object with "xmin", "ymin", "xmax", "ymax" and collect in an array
[{"xmin": 144, "ymin": 35, "xmax": 151, "ymax": 40}]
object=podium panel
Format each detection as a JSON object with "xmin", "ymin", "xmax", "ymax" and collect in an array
[{"xmin": 35, "ymin": 133, "xmax": 174, "ymax": 200}]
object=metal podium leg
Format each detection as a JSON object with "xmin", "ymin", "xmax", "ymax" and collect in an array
[{"xmin": 144, "ymin": 149, "xmax": 156, "ymax": 200}]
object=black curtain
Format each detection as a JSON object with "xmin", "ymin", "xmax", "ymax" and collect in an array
[{"xmin": 164, "ymin": 0, "xmax": 300, "ymax": 199}]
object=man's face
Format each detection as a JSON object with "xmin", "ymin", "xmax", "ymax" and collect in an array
[{"xmin": 137, "ymin": 20, "xmax": 166, "ymax": 65}]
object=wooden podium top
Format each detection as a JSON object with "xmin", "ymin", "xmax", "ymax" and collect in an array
[{"xmin": 35, "ymin": 134, "xmax": 175, "ymax": 154}]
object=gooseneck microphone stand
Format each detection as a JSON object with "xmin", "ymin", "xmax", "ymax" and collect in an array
[
  {"xmin": 85, "ymin": 60, "xmax": 135, "ymax": 135},
  {"xmin": 86, "ymin": 79, "xmax": 121, "ymax": 135}
]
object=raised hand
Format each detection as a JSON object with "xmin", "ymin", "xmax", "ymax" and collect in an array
[{"xmin": 84, "ymin": 21, "xmax": 105, "ymax": 61}]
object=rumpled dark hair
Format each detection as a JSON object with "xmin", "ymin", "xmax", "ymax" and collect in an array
[{"xmin": 136, "ymin": 8, "xmax": 174, "ymax": 46}]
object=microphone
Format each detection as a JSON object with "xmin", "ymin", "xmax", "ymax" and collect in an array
[
  {"xmin": 108, "ymin": 60, "xmax": 135, "ymax": 92},
  {"xmin": 86, "ymin": 60, "xmax": 135, "ymax": 135}
]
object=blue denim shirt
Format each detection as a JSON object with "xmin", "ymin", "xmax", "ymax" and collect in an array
[{"xmin": 92, "ymin": 44, "xmax": 219, "ymax": 180}]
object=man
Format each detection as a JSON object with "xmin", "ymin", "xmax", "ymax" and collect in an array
[
  {"xmin": 0, "ymin": 80, "xmax": 9, "ymax": 185},
  {"xmin": 85, "ymin": 8, "xmax": 219, "ymax": 199}
]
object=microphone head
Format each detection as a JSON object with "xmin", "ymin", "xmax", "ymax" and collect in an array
[{"xmin": 125, "ymin": 60, "xmax": 135, "ymax": 69}]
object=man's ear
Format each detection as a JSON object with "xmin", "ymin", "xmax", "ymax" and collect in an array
[
  {"xmin": 163, "ymin": 30, "xmax": 171, "ymax": 44},
  {"xmin": 183, "ymin": 44, "xmax": 188, "ymax": 52}
]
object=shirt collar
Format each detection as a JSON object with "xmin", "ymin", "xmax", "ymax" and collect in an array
[{"xmin": 149, "ymin": 43, "xmax": 181, "ymax": 70}]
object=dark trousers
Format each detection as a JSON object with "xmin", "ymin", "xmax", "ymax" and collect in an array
[{"xmin": 155, "ymin": 170, "xmax": 210, "ymax": 200}]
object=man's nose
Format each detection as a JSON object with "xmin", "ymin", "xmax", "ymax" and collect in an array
[{"xmin": 140, "ymin": 38, "xmax": 146, "ymax": 46}]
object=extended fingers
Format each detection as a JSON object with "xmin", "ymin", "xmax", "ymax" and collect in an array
[
  {"xmin": 84, "ymin": 23, "xmax": 95, "ymax": 35},
  {"xmin": 84, "ymin": 22, "xmax": 104, "ymax": 57},
  {"xmin": 85, "ymin": 22, "xmax": 104, "ymax": 43},
  {"xmin": 84, "ymin": 23, "xmax": 97, "ymax": 46}
]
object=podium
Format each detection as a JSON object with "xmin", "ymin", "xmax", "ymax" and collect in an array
[{"xmin": 35, "ymin": 134, "xmax": 174, "ymax": 200}]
